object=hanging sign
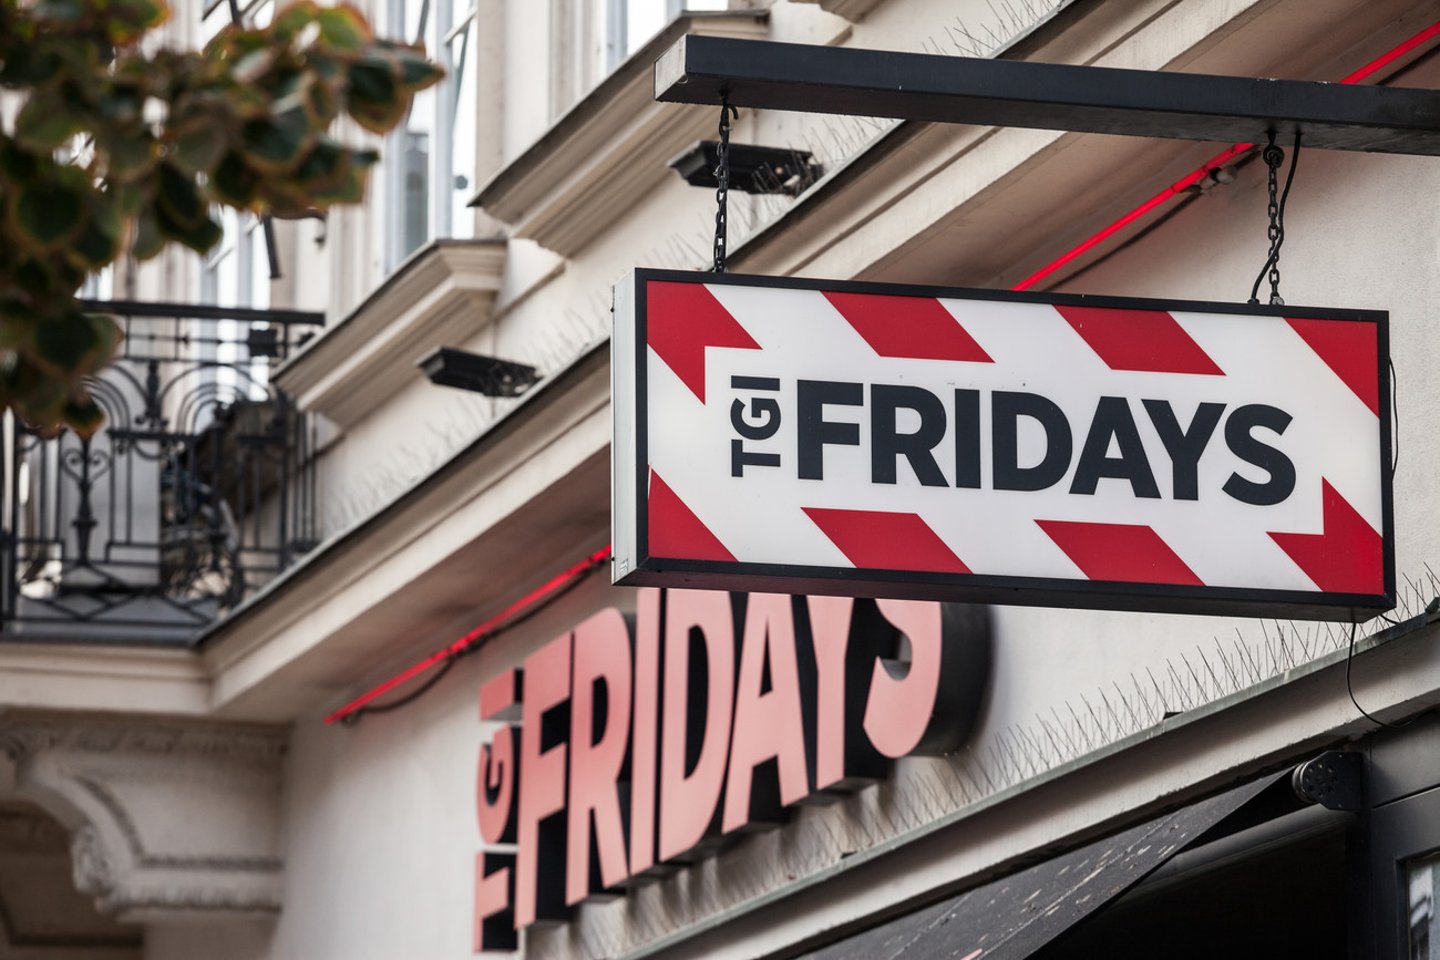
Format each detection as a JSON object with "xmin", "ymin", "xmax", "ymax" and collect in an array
[
  {"xmin": 612, "ymin": 269, "xmax": 1394, "ymax": 620},
  {"xmin": 472, "ymin": 588, "xmax": 990, "ymax": 949}
]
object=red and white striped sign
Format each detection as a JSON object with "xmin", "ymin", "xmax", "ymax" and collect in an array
[{"xmin": 612, "ymin": 270, "xmax": 1393, "ymax": 620}]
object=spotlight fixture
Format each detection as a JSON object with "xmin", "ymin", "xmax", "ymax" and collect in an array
[
  {"xmin": 417, "ymin": 347, "xmax": 539, "ymax": 397},
  {"xmin": 669, "ymin": 141, "xmax": 823, "ymax": 196}
]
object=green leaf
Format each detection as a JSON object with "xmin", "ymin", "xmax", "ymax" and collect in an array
[
  {"xmin": 315, "ymin": 5, "xmax": 371, "ymax": 51},
  {"xmin": 29, "ymin": 307, "xmax": 120, "ymax": 378},
  {"xmin": 110, "ymin": 181, "xmax": 148, "ymax": 217},
  {"xmin": 154, "ymin": 202, "xmax": 222, "ymax": 254},
  {"xmin": 231, "ymin": 48, "xmax": 278, "ymax": 86},
  {"xmin": 270, "ymin": 1, "xmax": 320, "ymax": 42},
  {"xmin": 325, "ymin": 159, "xmax": 369, "ymax": 205},
  {"xmin": 293, "ymin": 142, "xmax": 362, "ymax": 204},
  {"xmin": 8, "ymin": 354, "xmax": 70, "ymax": 432},
  {"xmin": 104, "ymin": 0, "xmax": 171, "ymax": 44},
  {"xmin": 96, "ymin": 83, "xmax": 145, "ymax": 124},
  {"xmin": 0, "ymin": 45, "xmax": 63, "ymax": 86},
  {"xmin": 0, "ymin": 304, "xmax": 35, "ymax": 352},
  {"xmin": 294, "ymin": 139, "xmax": 344, "ymax": 187},
  {"xmin": 256, "ymin": 177, "xmax": 313, "ymax": 219},
  {"xmin": 102, "ymin": 130, "xmax": 156, "ymax": 182},
  {"xmin": 347, "ymin": 53, "xmax": 397, "ymax": 101},
  {"xmin": 394, "ymin": 48, "xmax": 445, "ymax": 94},
  {"xmin": 67, "ymin": 197, "xmax": 123, "ymax": 269},
  {"xmin": 16, "ymin": 92, "xmax": 82, "ymax": 152},
  {"xmin": 9, "ymin": 173, "xmax": 89, "ymax": 251},
  {"xmin": 68, "ymin": 221, "xmax": 120, "ymax": 270},
  {"xmin": 63, "ymin": 390, "xmax": 106, "ymax": 438},
  {"xmin": 345, "ymin": 54, "xmax": 405, "ymax": 133},
  {"xmin": 241, "ymin": 105, "xmax": 314, "ymax": 174},
  {"xmin": 172, "ymin": 122, "xmax": 228, "ymax": 175},
  {"xmin": 0, "ymin": 138, "xmax": 41, "ymax": 183},
  {"xmin": 155, "ymin": 162, "xmax": 205, "ymax": 229},
  {"xmin": 130, "ymin": 208, "xmax": 165, "ymax": 260},
  {"xmin": 211, "ymin": 152, "xmax": 260, "ymax": 208}
]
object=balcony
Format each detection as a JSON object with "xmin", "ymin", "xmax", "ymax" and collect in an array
[{"xmin": 0, "ymin": 301, "xmax": 324, "ymax": 645}]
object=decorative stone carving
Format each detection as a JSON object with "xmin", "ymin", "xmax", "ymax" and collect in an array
[
  {"xmin": 788, "ymin": 0, "xmax": 883, "ymax": 21},
  {"xmin": 0, "ymin": 713, "xmax": 287, "ymax": 923},
  {"xmin": 70, "ymin": 824, "xmax": 113, "ymax": 899}
]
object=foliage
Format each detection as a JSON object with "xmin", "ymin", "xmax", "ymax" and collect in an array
[{"xmin": 0, "ymin": 0, "xmax": 443, "ymax": 434}]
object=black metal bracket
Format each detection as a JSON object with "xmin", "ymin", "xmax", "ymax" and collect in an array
[
  {"xmin": 1292, "ymin": 751, "xmax": 1365, "ymax": 811},
  {"xmin": 655, "ymin": 35, "xmax": 1440, "ymax": 156}
]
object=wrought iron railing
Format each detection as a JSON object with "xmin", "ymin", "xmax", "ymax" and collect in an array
[{"xmin": 0, "ymin": 300, "xmax": 324, "ymax": 643}]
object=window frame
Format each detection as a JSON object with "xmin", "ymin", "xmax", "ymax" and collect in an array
[{"xmin": 385, "ymin": 0, "xmax": 479, "ymax": 270}]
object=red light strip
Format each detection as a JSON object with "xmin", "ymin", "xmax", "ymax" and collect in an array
[
  {"xmin": 326, "ymin": 24, "xmax": 1440, "ymax": 728},
  {"xmin": 1340, "ymin": 20, "xmax": 1440, "ymax": 83},
  {"xmin": 1010, "ymin": 19, "xmax": 1440, "ymax": 292},
  {"xmin": 324, "ymin": 545, "xmax": 612, "ymax": 725}
]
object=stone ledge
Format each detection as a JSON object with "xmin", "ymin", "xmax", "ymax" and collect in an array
[{"xmin": 274, "ymin": 239, "xmax": 506, "ymax": 429}]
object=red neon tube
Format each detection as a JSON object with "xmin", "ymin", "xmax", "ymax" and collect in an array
[
  {"xmin": 1010, "ymin": 18, "xmax": 1440, "ymax": 292},
  {"xmin": 324, "ymin": 545, "xmax": 611, "ymax": 724},
  {"xmin": 326, "ymin": 23, "xmax": 1440, "ymax": 727}
]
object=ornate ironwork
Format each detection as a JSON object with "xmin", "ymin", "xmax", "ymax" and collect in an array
[{"xmin": 0, "ymin": 301, "xmax": 324, "ymax": 643}]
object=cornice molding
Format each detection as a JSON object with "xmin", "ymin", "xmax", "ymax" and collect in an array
[
  {"xmin": 0, "ymin": 643, "xmax": 208, "ymax": 717},
  {"xmin": 0, "ymin": 714, "xmax": 286, "ymax": 765},
  {"xmin": 474, "ymin": 12, "xmax": 769, "ymax": 256},
  {"xmin": 275, "ymin": 239, "xmax": 506, "ymax": 428}
]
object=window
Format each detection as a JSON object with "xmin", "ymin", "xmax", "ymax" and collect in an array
[
  {"xmin": 79, "ymin": 267, "xmax": 113, "ymax": 301},
  {"xmin": 604, "ymin": 0, "xmax": 727, "ymax": 70},
  {"xmin": 194, "ymin": 2, "xmax": 276, "ymax": 404},
  {"xmin": 1411, "ymin": 854, "xmax": 1438, "ymax": 959},
  {"xmin": 386, "ymin": 0, "xmax": 479, "ymax": 269},
  {"xmin": 201, "ymin": 0, "xmax": 273, "ymax": 38},
  {"xmin": 199, "ymin": 210, "xmax": 271, "ymax": 401},
  {"xmin": 551, "ymin": 0, "xmax": 729, "ymax": 126}
]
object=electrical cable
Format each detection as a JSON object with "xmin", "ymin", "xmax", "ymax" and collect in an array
[
  {"xmin": 1346, "ymin": 619, "xmax": 1416, "ymax": 729},
  {"xmin": 1390, "ymin": 358, "xmax": 1399, "ymax": 479},
  {"xmin": 339, "ymin": 558, "xmax": 603, "ymax": 724}
]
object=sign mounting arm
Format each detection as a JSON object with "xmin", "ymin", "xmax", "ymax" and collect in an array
[{"xmin": 655, "ymin": 35, "xmax": 1440, "ymax": 156}]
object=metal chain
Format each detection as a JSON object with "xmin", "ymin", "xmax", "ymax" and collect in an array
[
  {"xmin": 712, "ymin": 92, "xmax": 739, "ymax": 273},
  {"xmin": 1262, "ymin": 139, "xmax": 1284, "ymax": 305},
  {"xmin": 1248, "ymin": 130, "xmax": 1301, "ymax": 306}
]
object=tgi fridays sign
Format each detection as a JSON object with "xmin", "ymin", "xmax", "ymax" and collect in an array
[
  {"xmin": 612, "ymin": 271, "xmax": 1395, "ymax": 620},
  {"xmin": 473, "ymin": 588, "xmax": 989, "ymax": 950}
]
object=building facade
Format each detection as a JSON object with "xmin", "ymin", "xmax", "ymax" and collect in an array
[{"xmin": 4, "ymin": 0, "xmax": 1440, "ymax": 958}]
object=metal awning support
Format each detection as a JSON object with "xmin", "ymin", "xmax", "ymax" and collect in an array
[{"xmin": 655, "ymin": 35, "xmax": 1440, "ymax": 155}]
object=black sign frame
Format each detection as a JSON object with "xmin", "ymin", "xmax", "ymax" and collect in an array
[{"xmin": 612, "ymin": 269, "xmax": 1395, "ymax": 621}]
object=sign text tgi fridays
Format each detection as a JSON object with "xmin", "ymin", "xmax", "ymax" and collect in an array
[
  {"xmin": 473, "ymin": 588, "xmax": 989, "ymax": 950},
  {"xmin": 612, "ymin": 271, "xmax": 1395, "ymax": 620}
]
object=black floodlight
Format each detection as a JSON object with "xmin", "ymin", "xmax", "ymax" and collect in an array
[
  {"xmin": 418, "ymin": 347, "xmax": 539, "ymax": 397},
  {"xmin": 670, "ymin": 141, "xmax": 824, "ymax": 195},
  {"xmin": 246, "ymin": 326, "xmax": 281, "ymax": 358}
]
